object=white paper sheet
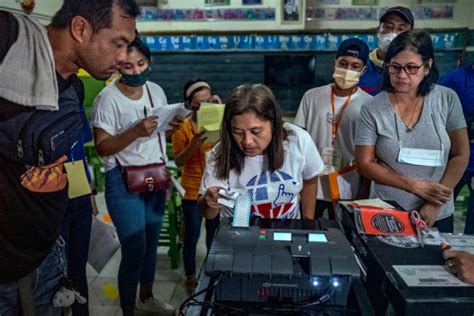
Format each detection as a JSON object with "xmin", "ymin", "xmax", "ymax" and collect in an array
[
  {"xmin": 393, "ymin": 265, "xmax": 472, "ymax": 287},
  {"xmin": 152, "ymin": 102, "xmax": 190, "ymax": 133}
]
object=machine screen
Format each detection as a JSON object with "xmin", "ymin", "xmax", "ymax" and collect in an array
[
  {"xmin": 308, "ymin": 233, "xmax": 328, "ymax": 243},
  {"xmin": 273, "ymin": 232, "xmax": 292, "ymax": 241}
]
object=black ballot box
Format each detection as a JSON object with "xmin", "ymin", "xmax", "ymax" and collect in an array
[{"xmin": 337, "ymin": 202, "xmax": 474, "ymax": 316}]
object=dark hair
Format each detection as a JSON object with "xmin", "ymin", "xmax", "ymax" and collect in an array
[
  {"xmin": 50, "ymin": 0, "xmax": 140, "ymax": 33},
  {"xmin": 183, "ymin": 79, "xmax": 211, "ymax": 103},
  {"xmin": 381, "ymin": 30, "xmax": 439, "ymax": 96},
  {"xmin": 215, "ymin": 84, "xmax": 287, "ymax": 179},
  {"xmin": 128, "ymin": 34, "xmax": 151, "ymax": 60}
]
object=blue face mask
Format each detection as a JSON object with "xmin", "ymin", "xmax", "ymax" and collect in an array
[{"xmin": 120, "ymin": 67, "xmax": 151, "ymax": 87}]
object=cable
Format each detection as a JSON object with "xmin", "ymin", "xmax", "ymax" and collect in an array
[{"xmin": 178, "ymin": 273, "xmax": 225, "ymax": 315}]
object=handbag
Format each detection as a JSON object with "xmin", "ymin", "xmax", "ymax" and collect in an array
[{"xmin": 118, "ymin": 84, "xmax": 171, "ymax": 193}]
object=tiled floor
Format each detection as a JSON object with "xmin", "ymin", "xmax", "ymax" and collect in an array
[
  {"xmin": 87, "ymin": 193, "xmax": 468, "ymax": 315},
  {"xmin": 87, "ymin": 193, "xmax": 207, "ymax": 316}
]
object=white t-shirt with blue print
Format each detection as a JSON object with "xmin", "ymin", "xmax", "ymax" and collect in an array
[{"xmin": 200, "ymin": 123, "xmax": 324, "ymax": 219}]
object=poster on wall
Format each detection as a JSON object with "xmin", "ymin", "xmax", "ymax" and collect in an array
[
  {"xmin": 242, "ymin": 0, "xmax": 263, "ymax": 4},
  {"xmin": 352, "ymin": 0, "xmax": 379, "ymax": 5},
  {"xmin": 282, "ymin": 0, "xmax": 302, "ymax": 24},
  {"xmin": 205, "ymin": 0, "xmax": 231, "ymax": 6}
]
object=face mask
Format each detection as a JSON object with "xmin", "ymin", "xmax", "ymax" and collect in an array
[
  {"xmin": 377, "ymin": 32, "xmax": 397, "ymax": 52},
  {"xmin": 120, "ymin": 67, "xmax": 151, "ymax": 87},
  {"xmin": 332, "ymin": 67, "xmax": 362, "ymax": 89}
]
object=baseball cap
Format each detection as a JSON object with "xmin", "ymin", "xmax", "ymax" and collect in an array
[
  {"xmin": 336, "ymin": 38, "xmax": 369, "ymax": 65},
  {"xmin": 380, "ymin": 6, "xmax": 414, "ymax": 28}
]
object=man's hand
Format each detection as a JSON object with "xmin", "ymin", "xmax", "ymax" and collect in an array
[
  {"xmin": 132, "ymin": 116, "xmax": 158, "ymax": 137},
  {"xmin": 443, "ymin": 249, "xmax": 474, "ymax": 284}
]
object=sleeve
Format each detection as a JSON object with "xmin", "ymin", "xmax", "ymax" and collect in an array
[
  {"xmin": 171, "ymin": 125, "xmax": 188, "ymax": 156},
  {"xmin": 300, "ymin": 131, "xmax": 324, "ymax": 180},
  {"xmin": 293, "ymin": 93, "xmax": 308, "ymax": 129},
  {"xmin": 0, "ymin": 11, "xmax": 18, "ymax": 63},
  {"xmin": 354, "ymin": 104, "xmax": 378, "ymax": 146},
  {"xmin": 199, "ymin": 147, "xmax": 229, "ymax": 196},
  {"xmin": 438, "ymin": 73, "xmax": 456, "ymax": 90},
  {"xmin": 90, "ymin": 92, "xmax": 117, "ymax": 136},
  {"xmin": 445, "ymin": 88, "xmax": 467, "ymax": 132}
]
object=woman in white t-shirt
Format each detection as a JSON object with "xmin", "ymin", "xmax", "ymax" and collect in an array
[
  {"xmin": 198, "ymin": 84, "xmax": 324, "ymax": 220},
  {"xmin": 91, "ymin": 37, "xmax": 180, "ymax": 316}
]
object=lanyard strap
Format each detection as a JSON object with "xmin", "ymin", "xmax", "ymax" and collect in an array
[{"xmin": 330, "ymin": 85, "xmax": 355, "ymax": 145}]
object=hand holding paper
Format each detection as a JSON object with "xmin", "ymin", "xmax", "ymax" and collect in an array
[
  {"xmin": 197, "ymin": 102, "xmax": 225, "ymax": 144},
  {"xmin": 152, "ymin": 103, "xmax": 191, "ymax": 133}
]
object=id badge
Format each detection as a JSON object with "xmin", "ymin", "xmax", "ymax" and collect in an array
[
  {"xmin": 397, "ymin": 147, "xmax": 444, "ymax": 167},
  {"xmin": 321, "ymin": 147, "xmax": 342, "ymax": 174},
  {"xmin": 64, "ymin": 160, "xmax": 91, "ymax": 198}
]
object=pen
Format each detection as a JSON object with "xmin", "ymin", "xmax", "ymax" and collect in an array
[{"xmin": 144, "ymin": 106, "xmax": 147, "ymax": 118}]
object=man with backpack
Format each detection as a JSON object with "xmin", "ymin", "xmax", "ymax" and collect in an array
[{"xmin": 0, "ymin": 1, "xmax": 138, "ymax": 314}]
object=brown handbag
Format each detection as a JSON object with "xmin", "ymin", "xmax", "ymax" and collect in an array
[
  {"xmin": 122, "ymin": 161, "xmax": 170, "ymax": 193},
  {"xmin": 118, "ymin": 84, "xmax": 171, "ymax": 193}
]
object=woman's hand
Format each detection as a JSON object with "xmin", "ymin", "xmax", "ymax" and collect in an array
[
  {"xmin": 199, "ymin": 186, "xmax": 223, "ymax": 219},
  {"xmin": 210, "ymin": 95, "xmax": 222, "ymax": 104},
  {"xmin": 412, "ymin": 180, "xmax": 452, "ymax": 205},
  {"xmin": 132, "ymin": 116, "xmax": 158, "ymax": 137},
  {"xmin": 168, "ymin": 115, "xmax": 184, "ymax": 134},
  {"xmin": 190, "ymin": 131, "xmax": 207, "ymax": 150},
  {"xmin": 419, "ymin": 202, "xmax": 440, "ymax": 227}
]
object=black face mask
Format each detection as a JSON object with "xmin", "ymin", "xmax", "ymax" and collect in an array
[{"xmin": 120, "ymin": 67, "xmax": 151, "ymax": 87}]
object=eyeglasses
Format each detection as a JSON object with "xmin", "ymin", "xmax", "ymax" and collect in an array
[{"xmin": 386, "ymin": 63, "xmax": 425, "ymax": 75}]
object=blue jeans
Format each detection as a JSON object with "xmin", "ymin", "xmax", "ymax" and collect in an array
[
  {"xmin": 182, "ymin": 200, "xmax": 201, "ymax": 277},
  {"xmin": 453, "ymin": 170, "xmax": 474, "ymax": 234},
  {"xmin": 182, "ymin": 200, "xmax": 220, "ymax": 277},
  {"xmin": 205, "ymin": 214, "xmax": 220, "ymax": 252},
  {"xmin": 0, "ymin": 238, "xmax": 66, "ymax": 316},
  {"xmin": 105, "ymin": 167, "xmax": 166, "ymax": 309},
  {"xmin": 60, "ymin": 194, "xmax": 93, "ymax": 316}
]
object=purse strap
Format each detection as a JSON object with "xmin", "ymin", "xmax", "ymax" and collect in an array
[{"xmin": 145, "ymin": 84, "xmax": 166, "ymax": 162}]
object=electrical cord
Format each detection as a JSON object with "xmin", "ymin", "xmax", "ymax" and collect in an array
[{"xmin": 179, "ymin": 275, "xmax": 337, "ymax": 315}]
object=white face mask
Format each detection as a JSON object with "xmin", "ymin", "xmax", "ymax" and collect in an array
[
  {"xmin": 377, "ymin": 32, "xmax": 397, "ymax": 52},
  {"xmin": 332, "ymin": 67, "xmax": 363, "ymax": 90}
]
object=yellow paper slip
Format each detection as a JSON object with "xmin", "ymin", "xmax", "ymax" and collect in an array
[
  {"xmin": 64, "ymin": 160, "xmax": 91, "ymax": 198},
  {"xmin": 197, "ymin": 102, "xmax": 225, "ymax": 144}
]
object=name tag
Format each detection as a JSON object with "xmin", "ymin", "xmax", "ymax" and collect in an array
[{"xmin": 398, "ymin": 147, "xmax": 444, "ymax": 167}]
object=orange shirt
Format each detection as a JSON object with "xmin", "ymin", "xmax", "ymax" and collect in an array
[{"xmin": 171, "ymin": 119, "xmax": 213, "ymax": 200}]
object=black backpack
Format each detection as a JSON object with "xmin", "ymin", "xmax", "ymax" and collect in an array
[{"xmin": 0, "ymin": 82, "xmax": 85, "ymax": 166}]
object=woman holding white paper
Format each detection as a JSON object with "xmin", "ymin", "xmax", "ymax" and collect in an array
[
  {"xmin": 91, "ymin": 36, "xmax": 179, "ymax": 316},
  {"xmin": 172, "ymin": 79, "xmax": 221, "ymax": 294},
  {"xmin": 198, "ymin": 84, "xmax": 324, "ymax": 221}
]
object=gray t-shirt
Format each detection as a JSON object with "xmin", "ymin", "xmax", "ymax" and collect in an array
[{"xmin": 355, "ymin": 84, "xmax": 466, "ymax": 220}]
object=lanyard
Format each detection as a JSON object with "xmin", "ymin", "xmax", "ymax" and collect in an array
[{"xmin": 330, "ymin": 85, "xmax": 355, "ymax": 145}]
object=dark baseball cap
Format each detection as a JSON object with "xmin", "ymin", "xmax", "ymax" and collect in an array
[
  {"xmin": 380, "ymin": 6, "xmax": 414, "ymax": 28},
  {"xmin": 336, "ymin": 38, "xmax": 369, "ymax": 65}
]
